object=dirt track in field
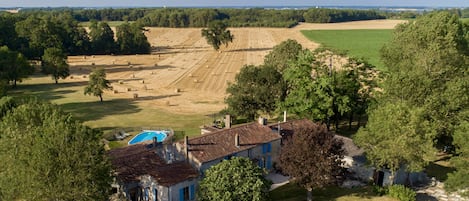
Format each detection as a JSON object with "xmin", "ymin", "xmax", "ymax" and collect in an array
[{"xmin": 67, "ymin": 20, "xmax": 406, "ymax": 115}]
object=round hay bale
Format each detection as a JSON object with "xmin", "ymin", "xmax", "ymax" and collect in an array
[
  {"xmin": 175, "ymin": 88, "xmax": 180, "ymax": 93},
  {"xmin": 83, "ymin": 56, "xmax": 87, "ymax": 59},
  {"xmin": 189, "ymin": 74, "xmax": 193, "ymax": 77},
  {"xmin": 92, "ymin": 55, "xmax": 95, "ymax": 58},
  {"xmin": 113, "ymin": 90, "xmax": 119, "ymax": 94},
  {"xmin": 129, "ymin": 65, "xmax": 133, "ymax": 68},
  {"xmin": 133, "ymin": 93, "xmax": 138, "ymax": 99},
  {"xmin": 91, "ymin": 62, "xmax": 95, "ymax": 66},
  {"xmin": 141, "ymin": 80, "xmax": 145, "ymax": 84},
  {"xmin": 127, "ymin": 88, "xmax": 132, "ymax": 92},
  {"xmin": 83, "ymin": 75, "xmax": 87, "ymax": 78},
  {"xmin": 119, "ymin": 80, "xmax": 124, "ymax": 84},
  {"xmin": 193, "ymin": 79, "xmax": 198, "ymax": 83},
  {"xmin": 70, "ymin": 76, "xmax": 73, "ymax": 79},
  {"xmin": 154, "ymin": 63, "xmax": 158, "ymax": 67}
]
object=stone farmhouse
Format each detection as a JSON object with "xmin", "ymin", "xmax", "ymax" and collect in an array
[{"xmin": 109, "ymin": 117, "xmax": 416, "ymax": 201}]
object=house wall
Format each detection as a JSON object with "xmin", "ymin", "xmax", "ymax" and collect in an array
[
  {"xmin": 168, "ymin": 178, "xmax": 198, "ymax": 201},
  {"xmin": 198, "ymin": 138, "xmax": 282, "ymax": 174},
  {"xmin": 115, "ymin": 176, "xmax": 199, "ymax": 201}
]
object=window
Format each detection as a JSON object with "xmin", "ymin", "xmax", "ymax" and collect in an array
[
  {"xmin": 153, "ymin": 188, "xmax": 158, "ymax": 201},
  {"xmin": 262, "ymin": 143, "xmax": 271, "ymax": 153},
  {"xmin": 179, "ymin": 185, "xmax": 195, "ymax": 201}
]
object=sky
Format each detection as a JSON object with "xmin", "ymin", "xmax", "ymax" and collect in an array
[{"xmin": 1, "ymin": 0, "xmax": 469, "ymax": 8}]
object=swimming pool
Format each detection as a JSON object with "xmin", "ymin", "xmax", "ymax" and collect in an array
[{"xmin": 128, "ymin": 130, "xmax": 168, "ymax": 145}]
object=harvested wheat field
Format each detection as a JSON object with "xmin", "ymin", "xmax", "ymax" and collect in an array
[{"xmin": 67, "ymin": 20, "xmax": 405, "ymax": 116}]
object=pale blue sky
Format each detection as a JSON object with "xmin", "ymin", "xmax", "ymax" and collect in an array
[{"xmin": 1, "ymin": 0, "xmax": 468, "ymax": 8}]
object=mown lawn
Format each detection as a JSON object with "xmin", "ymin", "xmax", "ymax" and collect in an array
[
  {"xmin": 270, "ymin": 183, "xmax": 397, "ymax": 201},
  {"xmin": 301, "ymin": 29, "xmax": 393, "ymax": 71},
  {"xmin": 10, "ymin": 75, "xmax": 213, "ymax": 146}
]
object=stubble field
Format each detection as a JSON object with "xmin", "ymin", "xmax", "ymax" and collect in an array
[{"xmin": 17, "ymin": 19, "xmax": 405, "ymax": 135}]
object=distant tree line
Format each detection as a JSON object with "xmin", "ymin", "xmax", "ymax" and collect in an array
[
  {"xmin": 17, "ymin": 8, "xmax": 387, "ymax": 28},
  {"xmin": 0, "ymin": 12, "xmax": 150, "ymax": 59}
]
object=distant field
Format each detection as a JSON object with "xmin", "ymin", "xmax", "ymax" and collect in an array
[
  {"xmin": 462, "ymin": 18, "xmax": 469, "ymax": 23},
  {"xmin": 301, "ymin": 29, "xmax": 393, "ymax": 70},
  {"xmin": 79, "ymin": 21, "xmax": 132, "ymax": 27}
]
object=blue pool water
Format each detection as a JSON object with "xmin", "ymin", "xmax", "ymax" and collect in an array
[{"xmin": 128, "ymin": 131, "xmax": 168, "ymax": 145}]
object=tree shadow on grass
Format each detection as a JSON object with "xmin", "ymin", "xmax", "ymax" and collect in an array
[{"xmin": 61, "ymin": 99, "xmax": 142, "ymax": 122}]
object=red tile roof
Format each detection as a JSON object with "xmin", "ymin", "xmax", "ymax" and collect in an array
[
  {"xmin": 108, "ymin": 144, "xmax": 198, "ymax": 186},
  {"xmin": 268, "ymin": 118, "xmax": 318, "ymax": 137},
  {"xmin": 179, "ymin": 122, "xmax": 281, "ymax": 163}
]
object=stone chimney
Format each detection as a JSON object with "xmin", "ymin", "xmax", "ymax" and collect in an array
[
  {"xmin": 225, "ymin": 115, "xmax": 231, "ymax": 129},
  {"xmin": 258, "ymin": 117, "xmax": 267, "ymax": 125},
  {"xmin": 283, "ymin": 111, "xmax": 287, "ymax": 122},
  {"xmin": 235, "ymin": 133, "xmax": 240, "ymax": 147},
  {"xmin": 184, "ymin": 136, "xmax": 189, "ymax": 159}
]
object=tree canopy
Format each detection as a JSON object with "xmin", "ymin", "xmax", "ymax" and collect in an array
[
  {"xmin": 0, "ymin": 46, "xmax": 33, "ymax": 87},
  {"xmin": 225, "ymin": 64, "xmax": 286, "ymax": 120},
  {"xmin": 354, "ymin": 102, "xmax": 436, "ymax": 175},
  {"xmin": 84, "ymin": 68, "xmax": 112, "ymax": 102},
  {"xmin": 356, "ymin": 11, "xmax": 469, "ymax": 192},
  {"xmin": 116, "ymin": 22, "xmax": 151, "ymax": 54},
  {"xmin": 281, "ymin": 50, "xmax": 369, "ymax": 130},
  {"xmin": 201, "ymin": 20, "xmax": 234, "ymax": 51},
  {"xmin": 0, "ymin": 99, "xmax": 112, "ymax": 200},
  {"xmin": 279, "ymin": 123, "xmax": 344, "ymax": 201},
  {"xmin": 198, "ymin": 157, "xmax": 270, "ymax": 201},
  {"xmin": 41, "ymin": 47, "xmax": 69, "ymax": 84},
  {"xmin": 89, "ymin": 21, "xmax": 116, "ymax": 55},
  {"xmin": 264, "ymin": 39, "xmax": 303, "ymax": 73}
]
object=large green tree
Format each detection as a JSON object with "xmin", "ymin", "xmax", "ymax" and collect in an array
[
  {"xmin": 0, "ymin": 46, "xmax": 34, "ymax": 87},
  {"xmin": 84, "ymin": 68, "xmax": 112, "ymax": 102},
  {"xmin": 201, "ymin": 20, "xmax": 234, "ymax": 51},
  {"xmin": 198, "ymin": 157, "xmax": 270, "ymax": 201},
  {"xmin": 264, "ymin": 39, "xmax": 303, "ymax": 73},
  {"xmin": 116, "ymin": 22, "xmax": 151, "ymax": 54},
  {"xmin": 354, "ymin": 102, "xmax": 436, "ymax": 181},
  {"xmin": 380, "ymin": 11, "xmax": 469, "ymax": 144},
  {"xmin": 42, "ymin": 47, "xmax": 70, "ymax": 84},
  {"xmin": 0, "ymin": 99, "xmax": 112, "ymax": 200},
  {"xmin": 89, "ymin": 21, "xmax": 116, "ymax": 55},
  {"xmin": 356, "ymin": 12, "xmax": 469, "ymax": 191},
  {"xmin": 282, "ymin": 50, "xmax": 364, "ymax": 130},
  {"xmin": 279, "ymin": 124, "xmax": 344, "ymax": 201},
  {"xmin": 225, "ymin": 64, "xmax": 286, "ymax": 120}
]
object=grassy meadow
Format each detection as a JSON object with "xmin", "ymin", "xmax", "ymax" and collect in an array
[
  {"xmin": 270, "ymin": 183, "xmax": 398, "ymax": 201},
  {"xmin": 11, "ymin": 75, "xmax": 213, "ymax": 147},
  {"xmin": 301, "ymin": 29, "xmax": 393, "ymax": 71}
]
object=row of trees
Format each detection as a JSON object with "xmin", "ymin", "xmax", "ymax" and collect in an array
[
  {"xmin": 0, "ymin": 13, "xmax": 150, "ymax": 59},
  {"xmin": 225, "ymin": 39, "xmax": 377, "ymax": 130},
  {"xmin": 0, "ymin": 13, "xmax": 150, "ymax": 93},
  {"xmin": 18, "ymin": 7, "xmax": 385, "ymax": 28}
]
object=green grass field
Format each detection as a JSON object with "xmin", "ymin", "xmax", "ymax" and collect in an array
[
  {"xmin": 11, "ymin": 75, "xmax": 213, "ymax": 147},
  {"xmin": 270, "ymin": 183, "xmax": 397, "ymax": 201},
  {"xmin": 301, "ymin": 29, "xmax": 393, "ymax": 71}
]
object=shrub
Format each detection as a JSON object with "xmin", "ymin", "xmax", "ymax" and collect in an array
[
  {"xmin": 372, "ymin": 185, "xmax": 387, "ymax": 196},
  {"xmin": 387, "ymin": 185, "xmax": 416, "ymax": 201}
]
